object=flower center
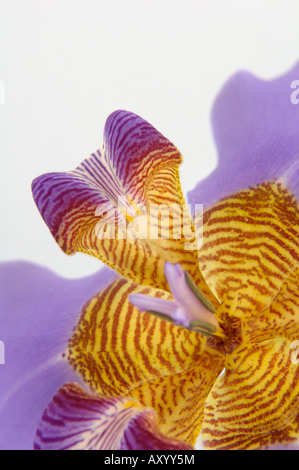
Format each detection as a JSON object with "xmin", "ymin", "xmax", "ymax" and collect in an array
[{"xmin": 130, "ymin": 262, "xmax": 221, "ymax": 338}]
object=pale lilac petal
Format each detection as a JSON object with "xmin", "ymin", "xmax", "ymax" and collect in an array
[
  {"xmin": 188, "ymin": 64, "xmax": 299, "ymax": 208},
  {"xmin": 34, "ymin": 382, "xmax": 193, "ymax": 450},
  {"xmin": 0, "ymin": 261, "xmax": 117, "ymax": 450}
]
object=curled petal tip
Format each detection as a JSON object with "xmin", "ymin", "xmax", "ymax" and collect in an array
[{"xmin": 34, "ymin": 382, "xmax": 193, "ymax": 450}]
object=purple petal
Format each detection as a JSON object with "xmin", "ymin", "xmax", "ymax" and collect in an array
[
  {"xmin": 34, "ymin": 382, "xmax": 193, "ymax": 450},
  {"xmin": 0, "ymin": 261, "xmax": 117, "ymax": 450},
  {"xmin": 188, "ymin": 64, "xmax": 299, "ymax": 208}
]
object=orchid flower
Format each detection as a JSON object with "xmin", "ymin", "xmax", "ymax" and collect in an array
[{"xmin": 1, "ymin": 65, "xmax": 299, "ymax": 450}]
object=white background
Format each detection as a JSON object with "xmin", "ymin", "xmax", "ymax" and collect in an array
[{"xmin": 0, "ymin": 0, "xmax": 299, "ymax": 278}]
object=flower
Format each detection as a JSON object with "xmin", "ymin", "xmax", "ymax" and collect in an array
[{"xmin": 1, "ymin": 64, "xmax": 299, "ymax": 450}]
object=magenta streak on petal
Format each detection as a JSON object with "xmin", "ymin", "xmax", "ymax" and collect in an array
[
  {"xmin": 34, "ymin": 383, "xmax": 193, "ymax": 450},
  {"xmin": 120, "ymin": 409, "xmax": 193, "ymax": 450},
  {"xmin": 261, "ymin": 442, "xmax": 299, "ymax": 450},
  {"xmin": 171, "ymin": 306, "xmax": 191, "ymax": 327}
]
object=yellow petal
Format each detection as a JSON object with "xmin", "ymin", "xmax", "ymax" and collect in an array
[
  {"xmin": 201, "ymin": 338, "xmax": 299, "ymax": 449},
  {"xmin": 67, "ymin": 276, "xmax": 224, "ymax": 445}
]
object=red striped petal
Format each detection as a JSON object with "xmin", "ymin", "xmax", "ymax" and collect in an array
[
  {"xmin": 188, "ymin": 64, "xmax": 299, "ymax": 209},
  {"xmin": 34, "ymin": 383, "xmax": 193, "ymax": 450}
]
